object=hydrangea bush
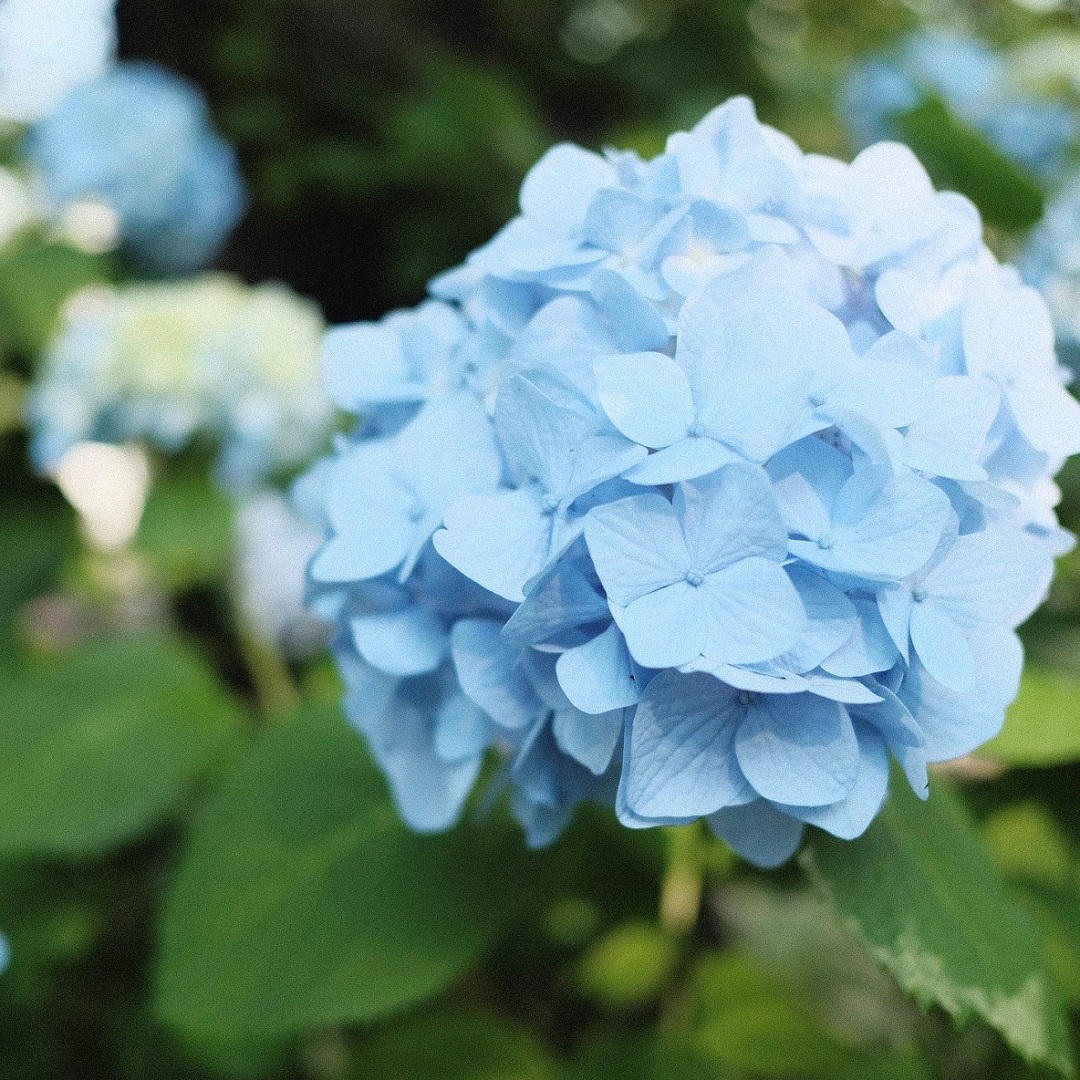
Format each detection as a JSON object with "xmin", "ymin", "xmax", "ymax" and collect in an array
[
  {"xmin": 309, "ymin": 96, "xmax": 1080, "ymax": 866},
  {"xmin": 27, "ymin": 61, "xmax": 247, "ymax": 273},
  {"xmin": 842, "ymin": 30, "xmax": 1077, "ymax": 182},
  {"xmin": 28, "ymin": 276, "xmax": 334, "ymax": 491}
]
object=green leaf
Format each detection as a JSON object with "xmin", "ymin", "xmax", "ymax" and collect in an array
[
  {"xmin": 577, "ymin": 920, "xmax": 681, "ymax": 1010},
  {"xmin": 155, "ymin": 704, "xmax": 511, "ymax": 1038},
  {"xmin": 345, "ymin": 1008, "xmax": 556, "ymax": 1080},
  {"xmin": 893, "ymin": 97, "xmax": 1045, "ymax": 231},
  {"xmin": 981, "ymin": 668, "xmax": 1080, "ymax": 766},
  {"xmin": 0, "ymin": 241, "xmax": 112, "ymax": 357},
  {"xmin": 0, "ymin": 635, "xmax": 244, "ymax": 857},
  {"xmin": 804, "ymin": 779, "xmax": 1075, "ymax": 1077},
  {"xmin": 135, "ymin": 468, "xmax": 234, "ymax": 589}
]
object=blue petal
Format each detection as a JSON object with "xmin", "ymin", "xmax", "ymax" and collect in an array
[
  {"xmin": 707, "ymin": 800, "xmax": 805, "ymax": 868},
  {"xmin": 519, "ymin": 143, "xmax": 617, "ymax": 237},
  {"xmin": 584, "ymin": 492, "xmax": 688, "ymax": 606},
  {"xmin": 910, "ymin": 601, "xmax": 977, "ymax": 693},
  {"xmin": 552, "ymin": 706, "xmax": 624, "ymax": 775},
  {"xmin": 581, "ymin": 189, "xmax": 656, "ymax": 251},
  {"xmin": 450, "ymin": 618, "xmax": 542, "ymax": 730},
  {"xmin": 594, "ymin": 351, "xmax": 694, "ymax": 448},
  {"xmin": 349, "ymin": 670, "xmax": 479, "ymax": 833},
  {"xmin": 436, "ymin": 487, "xmax": 555, "ymax": 602},
  {"xmin": 350, "ymin": 606, "xmax": 448, "ymax": 677},
  {"xmin": 681, "ymin": 657, "xmax": 808, "ymax": 694},
  {"xmin": 434, "ymin": 691, "xmax": 494, "ymax": 764},
  {"xmin": 396, "ymin": 392, "xmax": 503, "ymax": 515},
  {"xmin": 590, "ymin": 269, "xmax": 669, "ymax": 352},
  {"xmin": 624, "ymin": 671, "xmax": 750, "ymax": 820},
  {"xmin": 768, "ymin": 436, "xmax": 851, "ymax": 542},
  {"xmin": 677, "ymin": 463, "xmax": 789, "ymax": 569},
  {"xmin": 556, "ymin": 623, "xmax": 641, "ymax": 714},
  {"xmin": 820, "ymin": 597, "xmax": 899, "ymax": 678},
  {"xmin": 735, "ymin": 694, "xmax": 860, "ymax": 806},
  {"xmin": 501, "ymin": 555, "xmax": 610, "ymax": 648},
  {"xmin": 921, "ymin": 528, "xmax": 1054, "ymax": 633},
  {"xmin": 310, "ymin": 450, "xmax": 413, "ymax": 583},
  {"xmin": 803, "ymin": 672, "xmax": 883, "ymax": 704},
  {"xmin": 782, "ymin": 724, "xmax": 889, "ymax": 840},
  {"xmin": 789, "ymin": 468, "xmax": 956, "ymax": 581},
  {"xmin": 777, "ymin": 566, "xmax": 858, "ymax": 674},
  {"xmin": 898, "ymin": 631, "xmax": 1021, "ymax": 761},
  {"xmin": 622, "ymin": 435, "xmax": 743, "ymax": 485}
]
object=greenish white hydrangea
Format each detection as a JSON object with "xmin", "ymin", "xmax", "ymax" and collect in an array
[{"xmin": 28, "ymin": 276, "xmax": 335, "ymax": 491}]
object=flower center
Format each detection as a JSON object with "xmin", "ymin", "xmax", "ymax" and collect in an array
[
  {"xmin": 684, "ymin": 571, "xmax": 704, "ymax": 587},
  {"xmin": 912, "ymin": 587, "xmax": 927, "ymax": 603},
  {"xmin": 541, "ymin": 494, "xmax": 560, "ymax": 515},
  {"xmin": 816, "ymin": 535, "xmax": 833, "ymax": 550},
  {"xmin": 738, "ymin": 691, "xmax": 758, "ymax": 706},
  {"xmin": 687, "ymin": 422, "xmax": 705, "ymax": 438}
]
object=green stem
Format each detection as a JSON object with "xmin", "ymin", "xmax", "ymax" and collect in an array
[
  {"xmin": 659, "ymin": 823, "xmax": 705, "ymax": 935},
  {"xmin": 229, "ymin": 586, "xmax": 300, "ymax": 718}
]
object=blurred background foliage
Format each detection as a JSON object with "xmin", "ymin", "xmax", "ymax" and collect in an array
[{"xmin": 5, "ymin": 0, "xmax": 1080, "ymax": 1078}]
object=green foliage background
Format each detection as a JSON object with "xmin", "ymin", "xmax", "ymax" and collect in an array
[{"xmin": 4, "ymin": 1, "xmax": 1080, "ymax": 1077}]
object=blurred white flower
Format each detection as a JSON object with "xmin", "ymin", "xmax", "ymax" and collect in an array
[
  {"xmin": 0, "ymin": 0, "xmax": 116, "ymax": 123},
  {"xmin": 52, "ymin": 441, "xmax": 151, "ymax": 552}
]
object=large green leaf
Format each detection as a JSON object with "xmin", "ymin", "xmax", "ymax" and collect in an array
[
  {"xmin": 981, "ymin": 669, "xmax": 1080, "ymax": 766},
  {"xmin": 893, "ymin": 97, "xmax": 1045, "ymax": 231},
  {"xmin": 0, "ymin": 635, "xmax": 244, "ymax": 857},
  {"xmin": 804, "ymin": 780, "xmax": 1075, "ymax": 1076},
  {"xmin": 155, "ymin": 704, "xmax": 511, "ymax": 1038}
]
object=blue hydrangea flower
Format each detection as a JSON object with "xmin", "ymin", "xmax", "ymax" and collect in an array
[
  {"xmin": 303, "ymin": 95, "xmax": 1080, "ymax": 867},
  {"xmin": 27, "ymin": 61, "xmax": 247, "ymax": 273},
  {"xmin": 842, "ymin": 30, "xmax": 1077, "ymax": 183}
]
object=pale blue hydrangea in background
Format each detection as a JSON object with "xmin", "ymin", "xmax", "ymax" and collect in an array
[
  {"xmin": 1021, "ymin": 179, "xmax": 1080, "ymax": 373},
  {"xmin": 0, "ymin": 0, "xmax": 115, "ymax": 123},
  {"xmin": 842, "ymin": 30, "xmax": 1077, "ymax": 182},
  {"xmin": 28, "ymin": 277, "xmax": 335, "ymax": 492},
  {"xmin": 236, "ymin": 491, "xmax": 329, "ymax": 656},
  {"xmin": 302, "ymin": 96, "xmax": 1080, "ymax": 867},
  {"xmin": 27, "ymin": 62, "xmax": 247, "ymax": 274}
]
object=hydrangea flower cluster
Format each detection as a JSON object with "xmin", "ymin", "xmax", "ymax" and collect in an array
[
  {"xmin": 28, "ymin": 277, "xmax": 335, "ymax": 492},
  {"xmin": 1022, "ymin": 180, "xmax": 1080, "ymax": 373},
  {"xmin": 842, "ymin": 30, "xmax": 1077, "ymax": 182},
  {"xmin": 27, "ymin": 62, "xmax": 247, "ymax": 274},
  {"xmin": 305, "ymin": 96, "xmax": 1080, "ymax": 867}
]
